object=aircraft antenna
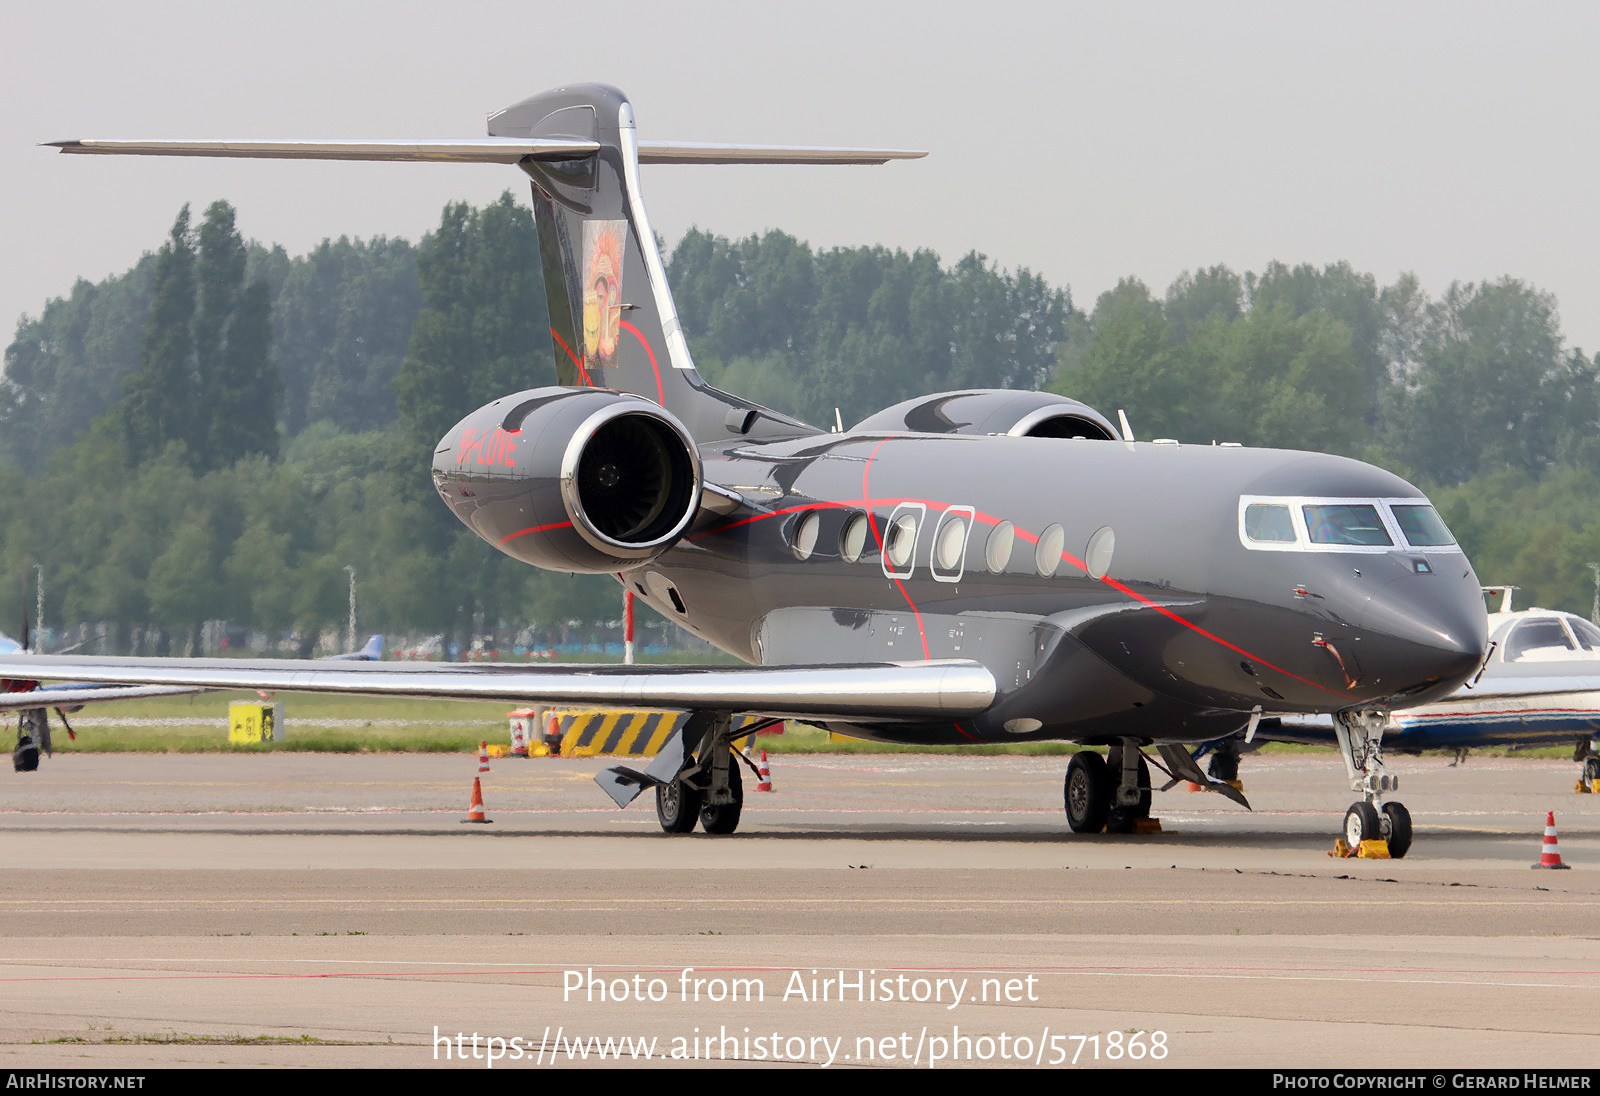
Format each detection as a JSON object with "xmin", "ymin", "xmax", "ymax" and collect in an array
[{"xmin": 1117, "ymin": 409, "xmax": 1135, "ymax": 442}]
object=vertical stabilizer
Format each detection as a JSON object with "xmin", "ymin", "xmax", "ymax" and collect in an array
[{"xmin": 489, "ymin": 85, "xmax": 811, "ymax": 443}]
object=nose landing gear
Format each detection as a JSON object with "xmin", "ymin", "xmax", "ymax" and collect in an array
[{"xmin": 1334, "ymin": 709, "xmax": 1411, "ymax": 857}]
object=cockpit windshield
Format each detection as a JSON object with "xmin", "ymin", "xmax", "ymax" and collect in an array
[
  {"xmin": 1304, "ymin": 504, "xmax": 1391, "ymax": 546},
  {"xmin": 1238, "ymin": 497, "xmax": 1459, "ymax": 554}
]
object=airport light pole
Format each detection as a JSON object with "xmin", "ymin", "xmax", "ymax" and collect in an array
[
  {"xmin": 344, "ymin": 566, "xmax": 357, "ymax": 651},
  {"xmin": 33, "ymin": 563, "xmax": 43, "ymax": 648}
]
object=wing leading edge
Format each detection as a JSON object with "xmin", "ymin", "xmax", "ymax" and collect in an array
[{"xmin": 0, "ymin": 655, "xmax": 996, "ymax": 721}]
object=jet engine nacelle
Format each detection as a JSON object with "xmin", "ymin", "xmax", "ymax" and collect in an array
[
  {"xmin": 433, "ymin": 387, "xmax": 702, "ymax": 573},
  {"xmin": 852, "ymin": 389, "xmax": 1119, "ymax": 440}
]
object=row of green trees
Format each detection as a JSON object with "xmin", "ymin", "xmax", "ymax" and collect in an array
[
  {"xmin": 1051, "ymin": 265, "xmax": 1600, "ymax": 486},
  {"xmin": 4, "ymin": 192, "xmax": 1600, "ymax": 645}
]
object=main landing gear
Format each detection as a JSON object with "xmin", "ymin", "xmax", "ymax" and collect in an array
[
  {"xmin": 1334, "ymin": 709, "xmax": 1412, "ymax": 858},
  {"xmin": 12, "ymin": 709, "xmax": 47, "ymax": 772},
  {"xmin": 1064, "ymin": 741, "xmax": 1151, "ymax": 834},
  {"xmin": 653, "ymin": 711, "xmax": 747, "ymax": 835},
  {"xmin": 1576, "ymin": 737, "xmax": 1599, "ymax": 794}
]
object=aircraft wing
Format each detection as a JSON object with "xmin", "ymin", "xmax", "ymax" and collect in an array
[
  {"xmin": 0, "ymin": 683, "xmax": 206, "ymax": 712},
  {"xmin": 0, "ymin": 654, "xmax": 996, "ymax": 721}
]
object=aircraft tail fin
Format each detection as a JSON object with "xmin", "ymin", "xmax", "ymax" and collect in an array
[{"xmin": 489, "ymin": 84, "xmax": 921, "ymax": 442}]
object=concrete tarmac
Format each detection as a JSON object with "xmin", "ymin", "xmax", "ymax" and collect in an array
[{"xmin": 2, "ymin": 750, "xmax": 1597, "ymax": 1070}]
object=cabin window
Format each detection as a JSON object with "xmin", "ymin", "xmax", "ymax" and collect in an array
[
  {"xmin": 1035, "ymin": 524, "xmax": 1066, "ymax": 577},
  {"xmin": 886, "ymin": 517, "xmax": 916, "ymax": 569},
  {"xmin": 881, "ymin": 503, "xmax": 925, "ymax": 579},
  {"xmin": 931, "ymin": 506, "xmax": 974, "ymax": 583},
  {"xmin": 791, "ymin": 510, "xmax": 820, "ymax": 560},
  {"xmin": 986, "ymin": 521, "xmax": 1015, "ymax": 573},
  {"xmin": 840, "ymin": 511, "xmax": 869, "ymax": 562},
  {"xmin": 1084, "ymin": 525, "xmax": 1115, "ymax": 579}
]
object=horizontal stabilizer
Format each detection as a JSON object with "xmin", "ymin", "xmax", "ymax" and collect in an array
[
  {"xmin": 637, "ymin": 142, "xmax": 926, "ymax": 165},
  {"xmin": 45, "ymin": 138, "xmax": 600, "ymax": 162},
  {"xmin": 46, "ymin": 138, "xmax": 924, "ymax": 167}
]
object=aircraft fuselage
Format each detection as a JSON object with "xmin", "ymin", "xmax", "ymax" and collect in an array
[{"xmin": 437, "ymin": 407, "xmax": 1487, "ymax": 747}]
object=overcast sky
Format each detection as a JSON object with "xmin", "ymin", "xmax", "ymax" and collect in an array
[{"xmin": 5, "ymin": 1, "xmax": 1598, "ymax": 370}]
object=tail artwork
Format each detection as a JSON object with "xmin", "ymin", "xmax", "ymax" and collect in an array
[{"xmin": 51, "ymin": 82, "xmax": 923, "ymax": 444}]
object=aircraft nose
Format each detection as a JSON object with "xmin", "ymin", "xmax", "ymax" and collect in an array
[{"xmin": 1358, "ymin": 576, "xmax": 1487, "ymax": 700}]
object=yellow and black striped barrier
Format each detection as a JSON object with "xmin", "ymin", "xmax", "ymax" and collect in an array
[{"xmin": 544, "ymin": 710, "xmax": 766, "ymax": 758}]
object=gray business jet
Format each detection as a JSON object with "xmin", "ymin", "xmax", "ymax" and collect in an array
[{"xmin": 8, "ymin": 84, "xmax": 1488, "ymax": 853}]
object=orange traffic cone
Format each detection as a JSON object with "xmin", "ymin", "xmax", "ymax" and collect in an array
[
  {"xmin": 756, "ymin": 749, "xmax": 773, "ymax": 792},
  {"xmin": 462, "ymin": 777, "xmax": 492, "ymax": 824},
  {"xmin": 1532, "ymin": 811, "xmax": 1569, "ymax": 869},
  {"xmin": 545, "ymin": 713, "xmax": 562, "ymax": 756},
  {"xmin": 478, "ymin": 740, "xmax": 491, "ymax": 773}
]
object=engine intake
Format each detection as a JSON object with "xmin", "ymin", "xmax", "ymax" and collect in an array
[
  {"xmin": 434, "ymin": 387, "xmax": 701, "ymax": 573},
  {"xmin": 853, "ymin": 389, "xmax": 1119, "ymax": 440}
]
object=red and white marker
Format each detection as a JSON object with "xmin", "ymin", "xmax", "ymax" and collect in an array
[
  {"xmin": 462, "ymin": 777, "xmax": 492, "ymax": 824},
  {"xmin": 756, "ymin": 749, "xmax": 773, "ymax": 793},
  {"xmin": 1532, "ymin": 811, "xmax": 1570, "ymax": 870},
  {"xmin": 624, "ymin": 589, "xmax": 636, "ymax": 666},
  {"xmin": 478, "ymin": 740, "xmax": 490, "ymax": 773}
]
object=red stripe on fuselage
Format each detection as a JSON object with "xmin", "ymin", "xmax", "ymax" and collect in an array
[
  {"xmin": 688, "ymin": 469, "xmax": 1352, "ymax": 700},
  {"xmin": 499, "ymin": 521, "xmax": 574, "ymax": 545},
  {"xmin": 549, "ymin": 328, "xmax": 592, "ymax": 387},
  {"xmin": 618, "ymin": 320, "xmax": 666, "ymax": 406},
  {"xmin": 862, "ymin": 437, "xmax": 931, "ymax": 659}
]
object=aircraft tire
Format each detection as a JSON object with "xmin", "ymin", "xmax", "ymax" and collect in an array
[
  {"xmin": 1064, "ymin": 751, "xmax": 1110, "ymax": 834},
  {"xmin": 13, "ymin": 737, "xmax": 39, "ymax": 773},
  {"xmin": 699, "ymin": 758, "xmax": 743, "ymax": 835},
  {"xmin": 1344, "ymin": 802, "xmax": 1381, "ymax": 847},
  {"xmin": 1381, "ymin": 802, "xmax": 1412, "ymax": 859},
  {"xmin": 1105, "ymin": 754, "xmax": 1152, "ymax": 834},
  {"xmin": 656, "ymin": 779, "xmax": 703, "ymax": 833}
]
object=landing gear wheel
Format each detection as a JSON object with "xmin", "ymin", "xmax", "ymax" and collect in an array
[
  {"xmin": 656, "ymin": 779, "xmax": 703, "ymax": 833},
  {"xmin": 1585, "ymin": 757, "xmax": 1600, "ymax": 787},
  {"xmin": 13, "ymin": 737, "xmax": 39, "ymax": 773},
  {"xmin": 1064, "ymin": 751, "xmax": 1110, "ymax": 834},
  {"xmin": 1105, "ymin": 754, "xmax": 1152, "ymax": 834},
  {"xmin": 1381, "ymin": 802, "xmax": 1412, "ymax": 859},
  {"xmin": 1344, "ymin": 802, "xmax": 1381, "ymax": 847},
  {"xmin": 699, "ymin": 756, "xmax": 743, "ymax": 835}
]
